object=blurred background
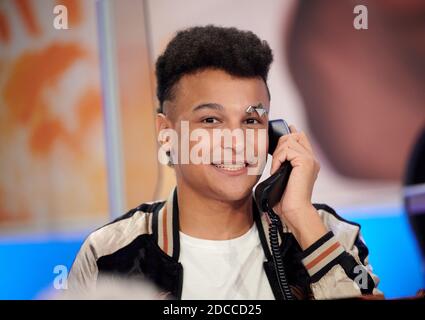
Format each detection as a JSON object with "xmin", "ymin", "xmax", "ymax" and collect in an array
[{"xmin": 0, "ymin": 0, "xmax": 424, "ymax": 299}]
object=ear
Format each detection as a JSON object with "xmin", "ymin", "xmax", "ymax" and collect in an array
[
  {"xmin": 156, "ymin": 113, "xmax": 176, "ymax": 166},
  {"xmin": 155, "ymin": 113, "xmax": 171, "ymax": 135},
  {"xmin": 156, "ymin": 113, "xmax": 171, "ymax": 144}
]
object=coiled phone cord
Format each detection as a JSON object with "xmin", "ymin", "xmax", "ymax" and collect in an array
[{"xmin": 267, "ymin": 210, "xmax": 295, "ymax": 300}]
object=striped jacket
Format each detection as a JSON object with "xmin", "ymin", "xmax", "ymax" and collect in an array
[{"xmin": 68, "ymin": 187, "xmax": 381, "ymax": 300}]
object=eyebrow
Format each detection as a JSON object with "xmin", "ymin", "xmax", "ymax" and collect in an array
[{"xmin": 192, "ymin": 103, "xmax": 224, "ymax": 112}]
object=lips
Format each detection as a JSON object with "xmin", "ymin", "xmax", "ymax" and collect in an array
[
  {"xmin": 212, "ymin": 162, "xmax": 247, "ymax": 171},
  {"xmin": 210, "ymin": 161, "xmax": 250, "ymax": 177}
]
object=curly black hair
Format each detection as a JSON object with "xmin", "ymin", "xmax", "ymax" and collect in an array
[{"xmin": 155, "ymin": 25, "xmax": 273, "ymax": 113}]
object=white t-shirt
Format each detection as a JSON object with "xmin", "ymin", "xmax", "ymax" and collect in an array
[{"xmin": 179, "ymin": 223, "xmax": 275, "ymax": 300}]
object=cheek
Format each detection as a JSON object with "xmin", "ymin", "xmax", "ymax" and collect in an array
[
  {"xmin": 246, "ymin": 129, "xmax": 268, "ymax": 164},
  {"xmin": 174, "ymin": 164, "xmax": 199, "ymax": 185}
]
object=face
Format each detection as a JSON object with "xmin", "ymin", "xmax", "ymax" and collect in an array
[{"xmin": 156, "ymin": 69, "xmax": 270, "ymax": 202}]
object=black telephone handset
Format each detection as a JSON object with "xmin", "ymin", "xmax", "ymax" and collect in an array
[
  {"xmin": 255, "ymin": 119, "xmax": 295, "ymax": 300},
  {"xmin": 255, "ymin": 119, "xmax": 292, "ymax": 213}
]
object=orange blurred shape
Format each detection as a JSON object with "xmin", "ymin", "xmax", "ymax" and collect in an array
[
  {"xmin": 3, "ymin": 43, "xmax": 85, "ymax": 124},
  {"xmin": 56, "ymin": 0, "xmax": 82, "ymax": 27},
  {"xmin": 77, "ymin": 88, "xmax": 102, "ymax": 133},
  {"xmin": 15, "ymin": 0, "xmax": 40, "ymax": 36},
  {"xmin": 0, "ymin": 10, "xmax": 10, "ymax": 43},
  {"xmin": 29, "ymin": 118, "xmax": 66, "ymax": 155}
]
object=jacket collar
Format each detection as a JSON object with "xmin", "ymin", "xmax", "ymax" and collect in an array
[
  {"xmin": 153, "ymin": 186, "xmax": 285, "ymax": 262},
  {"xmin": 154, "ymin": 187, "xmax": 179, "ymax": 260}
]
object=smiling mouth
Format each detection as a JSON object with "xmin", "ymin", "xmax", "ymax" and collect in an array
[{"xmin": 211, "ymin": 162, "xmax": 248, "ymax": 171}]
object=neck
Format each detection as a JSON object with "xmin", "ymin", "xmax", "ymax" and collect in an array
[{"xmin": 176, "ymin": 182, "xmax": 254, "ymax": 240}]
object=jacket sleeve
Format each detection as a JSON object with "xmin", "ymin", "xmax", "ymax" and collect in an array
[
  {"xmin": 300, "ymin": 204, "xmax": 383, "ymax": 300},
  {"xmin": 67, "ymin": 234, "xmax": 99, "ymax": 293}
]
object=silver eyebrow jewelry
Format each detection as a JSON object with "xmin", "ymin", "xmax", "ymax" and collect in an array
[{"xmin": 245, "ymin": 103, "xmax": 268, "ymax": 117}]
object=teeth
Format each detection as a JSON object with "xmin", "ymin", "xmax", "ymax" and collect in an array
[{"xmin": 213, "ymin": 163, "xmax": 246, "ymax": 171}]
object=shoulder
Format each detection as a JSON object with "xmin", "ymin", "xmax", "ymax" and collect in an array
[
  {"xmin": 84, "ymin": 200, "xmax": 166, "ymax": 260},
  {"xmin": 68, "ymin": 200, "xmax": 166, "ymax": 290}
]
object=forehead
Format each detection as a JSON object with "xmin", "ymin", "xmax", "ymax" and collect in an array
[{"xmin": 172, "ymin": 69, "xmax": 269, "ymax": 111}]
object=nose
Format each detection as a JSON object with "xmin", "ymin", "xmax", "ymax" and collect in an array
[{"xmin": 219, "ymin": 126, "xmax": 245, "ymax": 163}]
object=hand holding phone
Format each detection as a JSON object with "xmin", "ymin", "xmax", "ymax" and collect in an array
[{"xmin": 257, "ymin": 120, "xmax": 327, "ymax": 252}]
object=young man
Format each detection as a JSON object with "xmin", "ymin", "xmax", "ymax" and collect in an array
[{"xmin": 68, "ymin": 25, "xmax": 380, "ymax": 300}]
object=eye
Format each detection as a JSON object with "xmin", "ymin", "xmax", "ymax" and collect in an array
[
  {"xmin": 244, "ymin": 118, "xmax": 260, "ymax": 124},
  {"xmin": 201, "ymin": 117, "xmax": 220, "ymax": 124}
]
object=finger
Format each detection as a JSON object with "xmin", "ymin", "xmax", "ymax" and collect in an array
[
  {"xmin": 289, "ymin": 124, "xmax": 298, "ymax": 134},
  {"xmin": 271, "ymin": 142, "xmax": 305, "ymax": 174},
  {"xmin": 270, "ymin": 148, "xmax": 287, "ymax": 175},
  {"xmin": 277, "ymin": 134, "xmax": 309, "ymax": 154},
  {"xmin": 284, "ymin": 139, "xmax": 308, "ymax": 155},
  {"xmin": 276, "ymin": 132, "xmax": 299, "ymax": 145},
  {"xmin": 278, "ymin": 130, "xmax": 314, "ymax": 156},
  {"xmin": 297, "ymin": 131, "xmax": 314, "ymax": 153}
]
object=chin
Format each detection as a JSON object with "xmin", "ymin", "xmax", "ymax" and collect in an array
[
  {"xmin": 212, "ymin": 186, "xmax": 251, "ymax": 202},
  {"xmin": 208, "ymin": 177, "xmax": 256, "ymax": 202},
  {"xmin": 206, "ymin": 164, "xmax": 258, "ymax": 201}
]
